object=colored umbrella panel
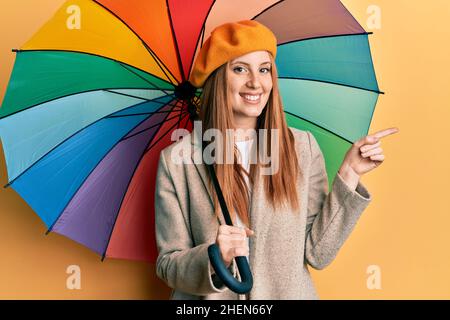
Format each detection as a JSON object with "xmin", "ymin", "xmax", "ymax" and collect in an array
[
  {"xmin": 285, "ymin": 113, "xmax": 356, "ymax": 191},
  {"xmin": 202, "ymin": 0, "xmax": 280, "ymax": 40},
  {"xmin": 279, "ymin": 79, "xmax": 378, "ymax": 143},
  {"xmin": 21, "ymin": 0, "xmax": 177, "ymax": 84},
  {"xmin": 276, "ymin": 34, "xmax": 380, "ymax": 93},
  {"xmin": 106, "ymin": 103, "xmax": 193, "ymax": 261},
  {"xmin": 94, "ymin": 0, "xmax": 184, "ymax": 82},
  {"xmin": 0, "ymin": 90, "xmax": 171, "ymax": 183},
  {"xmin": 166, "ymin": 0, "xmax": 215, "ymax": 80},
  {"xmin": 253, "ymin": 0, "xmax": 366, "ymax": 43},
  {"xmin": 0, "ymin": 51, "xmax": 175, "ymax": 118}
]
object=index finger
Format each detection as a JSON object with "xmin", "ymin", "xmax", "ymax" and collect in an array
[{"xmin": 371, "ymin": 127, "xmax": 399, "ymax": 139}]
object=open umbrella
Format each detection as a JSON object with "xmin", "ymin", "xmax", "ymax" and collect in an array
[{"xmin": 0, "ymin": 0, "xmax": 382, "ymax": 293}]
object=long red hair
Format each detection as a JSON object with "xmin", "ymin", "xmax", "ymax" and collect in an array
[{"xmin": 197, "ymin": 52, "xmax": 301, "ymax": 227}]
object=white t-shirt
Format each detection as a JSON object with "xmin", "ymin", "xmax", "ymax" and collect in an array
[{"xmin": 234, "ymin": 138, "xmax": 255, "ymax": 261}]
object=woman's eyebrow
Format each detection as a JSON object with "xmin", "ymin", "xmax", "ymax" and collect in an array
[{"xmin": 231, "ymin": 61, "xmax": 271, "ymax": 66}]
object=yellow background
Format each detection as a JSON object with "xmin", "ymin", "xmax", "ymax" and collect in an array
[{"xmin": 0, "ymin": 0, "xmax": 449, "ymax": 299}]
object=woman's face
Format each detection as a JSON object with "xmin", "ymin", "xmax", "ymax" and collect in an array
[{"xmin": 227, "ymin": 50, "xmax": 273, "ymax": 127}]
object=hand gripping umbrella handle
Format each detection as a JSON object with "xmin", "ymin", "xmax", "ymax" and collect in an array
[
  {"xmin": 202, "ymin": 140, "xmax": 253, "ymax": 294},
  {"xmin": 208, "ymin": 245, "xmax": 253, "ymax": 294}
]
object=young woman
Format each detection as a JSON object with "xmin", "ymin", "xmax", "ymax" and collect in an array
[{"xmin": 154, "ymin": 20, "xmax": 398, "ymax": 300}]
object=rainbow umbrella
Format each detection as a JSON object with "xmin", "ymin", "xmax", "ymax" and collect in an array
[{"xmin": 0, "ymin": 0, "xmax": 382, "ymax": 262}]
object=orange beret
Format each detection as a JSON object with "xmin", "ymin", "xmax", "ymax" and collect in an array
[{"xmin": 188, "ymin": 20, "xmax": 277, "ymax": 88}]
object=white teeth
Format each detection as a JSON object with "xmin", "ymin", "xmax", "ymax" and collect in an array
[{"xmin": 243, "ymin": 94, "xmax": 261, "ymax": 101}]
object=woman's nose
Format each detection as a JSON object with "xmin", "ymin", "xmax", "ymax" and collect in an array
[{"xmin": 246, "ymin": 72, "xmax": 261, "ymax": 89}]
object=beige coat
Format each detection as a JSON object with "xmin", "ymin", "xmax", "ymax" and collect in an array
[{"xmin": 155, "ymin": 127, "xmax": 372, "ymax": 300}]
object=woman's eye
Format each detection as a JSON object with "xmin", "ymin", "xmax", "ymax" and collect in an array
[
  {"xmin": 233, "ymin": 66, "xmax": 246, "ymax": 73},
  {"xmin": 233, "ymin": 66, "xmax": 271, "ymax": 73}
]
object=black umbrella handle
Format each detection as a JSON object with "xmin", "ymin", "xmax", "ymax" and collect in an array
[
  {"xmin": 201, "ymin": 141, "xmax": 253, "ymax": 295},
  {"xmin": 208, "ymin": 245, "xmax": 253, "ymax": 294}
]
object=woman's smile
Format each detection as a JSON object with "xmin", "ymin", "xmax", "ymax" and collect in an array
[{"xmin": 240, "ymin": 93, "xmax": 262, "ymax": 104}]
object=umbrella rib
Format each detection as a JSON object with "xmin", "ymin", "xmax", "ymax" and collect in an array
[
  {"xmin": 106, "ymin": 109, "xmax": 183, "ymax": 119},
  {"xmin": 186, "ymin": 0, "xmax": 217, "ymax": 79},
  {"xmin": 92, "ymin": 0, "xmax": 180, "ymax": 84},
  {"xmin": 252, "ymin": 1, "xmax": 365, "ymax": 34},
  {"xmin": 365, "ymin": 92, "xmax": 380, "ymax": 136},
  {"xmin": 113, "ymin": 110, "xmax": 185, "ymax": 123},
  {"xmin": 0, "ymin": 87, "xmax": 173, "ymax": 121},
  {"xmin": 284, "ymin": 110, "xmax": 353, "ymax": 145},
  {"xmin": 103, "ymin": 89, "xmax": 177, "ymax": 102},
  {"xmin": 178, "ymin": 101, "xmax": 184, "ymax": 128},
  {"xmin": 13, "ymin": 49, "xmax": 175, "ymax": 90},
  {"xmin": 144, "ymin": 108, "xmax": 189, "ymax": 157},
  {"xmin": 251, "ymin": 0, "xmax": 285, "ymax": 20},
  {"xmin": 200, "ymin": 25, "xmax": 205, "ymax": 49},
  {"xmin": 3, "ymin": 96, "xmax": 178, "ymax": 189},
  {"xmin": 119, "ymin": 109, "xmax": 188, "ymax": 142},
  {"xmin": 279, "ymin": 76, "xmax": 384, "ymax": 95},
  {"xmin": 277, "ymin": 32, "xmax": 374, "ymax": 47},
  {"xmin": 166, "ymin": 0, "xmax": 186, "ymax": 82},
  {"xmin": 182, "ymin": 111, "xmax": 191, "ymax": 130},
  {"xmin": 105, "ymin": 108, "xmax": 184, "ymax": 119},
  {"xmin": 118, "ymin": 62, "xmax": 176, "ymax": 97},
  {"xmin": 365, "ymin": 33, "xmax": 382, "ymax": 96},
  {"xmin": 142, "ymin": 41, "xmax": 177, "ymax": 86},
  {"xmin": 101, "ymin": 105, "xmax": 189, "ymax": 261},
  {"xmin": 337, "ymin": 1, "xmax": 366, "ymax": 32},
  {"xmin": 44, "ymin": 99, "xmax": 180, "ymax": 237},
  {"xmin": 176, "ymin": 102, "xmax": 194, "ymax": 132}
]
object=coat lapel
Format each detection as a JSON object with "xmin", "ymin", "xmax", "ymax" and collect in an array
[
  {"xmin": 247, "ymin": 163, "xmax": 273, "ymax": 274},
  {"xmin": 190, "ymin": 131, "xmax": 215, "ymax": 212}
]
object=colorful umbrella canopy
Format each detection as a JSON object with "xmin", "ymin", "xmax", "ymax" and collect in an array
[{"xmin": 0, "ymin": 0, "xmax": 382, "ymax": 262}]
